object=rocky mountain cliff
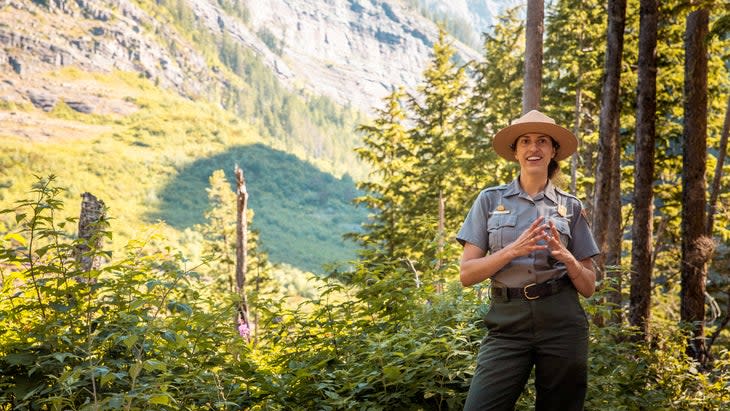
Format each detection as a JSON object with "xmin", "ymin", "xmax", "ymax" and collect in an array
[
  {"xmin": 0, "ymin": 0, "xmax": 481, "ymax": 117},
  {"xmin": 415, "ymin": 0, "xmax": 520, "ymax": 40},
  {"xmin": 0, "ymin": 0, "xmax": 482, "ymax": 271},
  {"xmin": 242, "ymin": 0, "xmax": 480, "ymax": 112}
]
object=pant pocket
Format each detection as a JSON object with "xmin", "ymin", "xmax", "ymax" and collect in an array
[{"xmin": 484, "ymin": 301, "xmax": 531, "ymax": 334}]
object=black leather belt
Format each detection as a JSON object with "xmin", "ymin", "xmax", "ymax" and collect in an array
[{"xmin": 490, "ymin": 276, "xmax": 573, "ymax": 302}]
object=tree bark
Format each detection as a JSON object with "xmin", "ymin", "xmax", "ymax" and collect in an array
[
  {"xmin": 571, "ymin": 84, "xmax": 582, "ymax": 195},
  {"xmin": 235, "ymin": 165, "xmax": 250, "ymax": 340},
  {"xmin": 681, "ymin": 6, "xmax": 710, "ymax": 366},
  {"xmin": 592, "ymin": 0, "xmax": 627, "ymax": 325},
  {"xmin": 75, "ymin": 192, "xmax": 106, "ymax": 274},
  {"xmin": 605, "ymin": 138, "xmax": 623, "ymax": 323},
  {"xmin": 629, "ymin": 0, "xmax": 658, "ymax": 340},
  {"xmin": 522, "ymin": 0, "xmax": 544, "ymax": 113}
]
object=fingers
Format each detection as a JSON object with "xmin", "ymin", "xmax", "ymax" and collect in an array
[
  {"xmin": 549, "ymin": 220, "xmax": 561, "ymax": 237},
  {"xmin": 520, "ymin": 218, "xmax": 546, "ymax": 242},
  {"xmin": 523, "ymin": 216, "xmax": 545, "ymax": 236},
  {"xmin": 546, "ymin": 222, "xmax": 570, "ymax": 263},
  {"xmin": 524, "ymin": 218, "xmax": 548, "ymax": 248},
  {"xmin": 545, "ymin": 221, "xmax": 560, "ymax": 247},
  {"xmin": 529, "ymin": 215, "xmax": 545, "ymax": 230},
  {"xmin": 547, "ymin": 221, "xmax": 560, "ymax": 243},
  {"xmin": 507, "ymin": 217, "xmax": 548, "ymax": 257}
]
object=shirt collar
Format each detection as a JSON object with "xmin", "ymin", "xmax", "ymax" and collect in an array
[
  {"xmin": 503, "ymin": 178, "xmax": 522, "ymax": 197},
  {"xmin": 504, "ymin": 176, "xmax": 559, "ymax": 204},
  {"xmin": 544, "ymin": 180, "xmax": 559, "ymax": 204}
]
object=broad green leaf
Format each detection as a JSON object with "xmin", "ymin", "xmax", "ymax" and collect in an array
[
  {"xmin": 129, "ymin": 362, "xmax": 142, "ymax": 380},
  {"xmin": 167, "ymin": 301, "xmax": 193, "ymax": 315},
  {"xmin": 51, "ymin": 352, "xmax": 74, "ymax": 363},
  {"xmin": 49, "ymin": 302, "xmax": 71, "ymax": 313},
  {"xmin": 148, "ymin": 394, "xmax": 170, "ymax": 405},
  {"xmin": 382, "ymin": 365, "xmax": 401, "ymax": 381},
  {"xmin": 5, "ymin": 353, "xmax": 35, "ymax": 366},
  {"xmin": 100, "ymin": 372, "xmax": 116, "ymax": 386},
  {"xmin": 160, "ymin": 330, "xmax": 176, "ymax": 343},
  {"xmin": 144, "ymin": 359, "xmax": 167, "ymax": 372},
  {"xmin": 4, "ymin": 232, "xmax": 27, "ymax": 246},
  {"xmin": 120, "ymin": 334, "xmax": 139, "ymax": 350}
]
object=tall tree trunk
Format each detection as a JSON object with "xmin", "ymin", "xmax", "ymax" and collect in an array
[
  {"xmin": 75, "ymin": 192, "xmax": 106, "ymax": 275},
  {"xmin": 592, "ymin": 0, "xmax": 627, "ymax": 325},
  {"xmin": 571, "ymin": 83, "xmax": 582, "ymax": 195},
  {"xmin": 605, "ymin": 137, "xmax": 623, "ymax": 324},
  {"xmin": 629, "ymin": 0, "xmax": 658, "ymax": 340},
  {"xmin": 707, "ymin": 95, "xmax": 730, "ymax": 236},
  {"xmin": 681, "ymin": 6, "xmax": 710, "ymax": 366},
  {"xmin": 522, "ymin": 0, "xmax": 544, "ymax": 113},
  {"xmin": 235, "ymin": 165, "xmax": 251, "ymax": 341},
  {"xmin": 75, "ymin": 192, "xmax": 105, "ymax": 406}
]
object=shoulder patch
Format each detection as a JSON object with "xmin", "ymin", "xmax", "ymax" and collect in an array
[{"xmin": 581, "ymin": 208, "xmax": 592, "ymax": 227}]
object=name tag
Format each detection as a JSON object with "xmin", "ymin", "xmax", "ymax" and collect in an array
[{"xmin": 492, "ymin": 204, "xmax": 510, "ymax": 215}]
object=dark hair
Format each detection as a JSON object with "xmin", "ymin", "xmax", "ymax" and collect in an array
[{"xmin": 548, "ymin": 159, "xmax": 560, "ymax": 179}]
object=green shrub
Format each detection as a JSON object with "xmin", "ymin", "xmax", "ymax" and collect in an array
[
  {"xmin": 2, "ymin": 178, "xmax": 728, "ymax": 409},
  {"xmin": 0, "ymin": 176, "xmax": 264, "ymax": 409}
]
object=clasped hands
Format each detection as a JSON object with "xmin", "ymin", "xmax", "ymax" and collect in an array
[{"xmin": 507, "ymin": 216, "xmax": 571, "ymax": 263}]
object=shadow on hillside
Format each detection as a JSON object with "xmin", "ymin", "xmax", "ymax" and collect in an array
[{"xmin": 149, "ymin": 143, "xmax": 365, "ymax": 273}]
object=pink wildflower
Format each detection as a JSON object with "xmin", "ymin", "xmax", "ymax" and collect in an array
[{"xmin": 238, "ymin": 321, "xmax": 250, "ymax": 339}]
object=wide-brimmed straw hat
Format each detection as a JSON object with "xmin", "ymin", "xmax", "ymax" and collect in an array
[{"xmin": 492, "ymin": 110, "xmax": 578, "ymax": 162}]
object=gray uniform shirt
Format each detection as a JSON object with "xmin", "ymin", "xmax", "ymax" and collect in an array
[{"xmin": 456, "ymin": 178, "xmax": 600, "ymax": 288}]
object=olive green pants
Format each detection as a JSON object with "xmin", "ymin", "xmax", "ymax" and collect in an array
[{"xmin": 463, "ymin": 286, "xmax": 589, "ymax": 411}]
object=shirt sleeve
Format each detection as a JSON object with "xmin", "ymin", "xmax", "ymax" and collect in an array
[
  {"xmin": 567, "ymin": 199, "xmax": 600, "ymax": 261},
  {"xmin": 456, "ymin": 190, "xmax": 491, "ymax": 252}
]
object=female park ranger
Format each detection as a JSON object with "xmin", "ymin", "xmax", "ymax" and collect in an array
[{"xmin": 457, "ymin": 110, "xmax": 600, "ymax": 411}]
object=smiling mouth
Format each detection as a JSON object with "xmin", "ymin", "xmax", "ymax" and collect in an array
[{"xmin": 527, "ymin": 156, "xmax": 542, "ymax": 161}]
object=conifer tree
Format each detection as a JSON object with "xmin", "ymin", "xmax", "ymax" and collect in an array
[
  {"xmin": 196, "ymin": 170, "xmax": 273, "ymax": 310},
  {"xmin": 200, "ymin": 170, "xmax": 238, "ymax": 292},
  {"xmin": 543, "ymin": 0, "xmax": 606, "ymax": 195},
  {"xmin": 465, "ymin": 7, "xmax": 525, "ymax": 192},
  {"xmin": 407, "ymin": 28, "xmax": 471, "ymax": 269},
  {"xmin": 351, "ymin": 88, "xmax": 415, "ymax": 263}
]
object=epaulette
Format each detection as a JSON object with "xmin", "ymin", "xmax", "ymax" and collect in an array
[
  {"xmin": 483, "ymin": 184, "xmax": 509, "ymax": 192},
  {"xmin": 554, "ymin": 186, "xmax": 580, "ymax": 202}
]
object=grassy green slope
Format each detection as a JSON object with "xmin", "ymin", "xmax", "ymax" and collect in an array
[
  {"xmin": 0, "ymin": 70, "xmax": 365, "ymax": 273},
  {"xmin": 153, "ymin": 143, "xmax": 365, "ymax": 272}
]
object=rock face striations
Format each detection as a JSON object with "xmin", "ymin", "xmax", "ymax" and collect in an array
[
  {"xmin": 0, "ymin": 0, "xmax": 480, "ymax": 115},
  {"xmin": 239, "ymin": 0, "xmax": 480, "ymax": 112},
  {"xmin": 1, "ymin": 0, "xmax": 211, "ymax": 110}
]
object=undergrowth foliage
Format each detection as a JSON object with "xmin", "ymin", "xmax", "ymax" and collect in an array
[
  {"xmin": 1, "ymin": 178, "xmax": 729, "ymax": 409},
  {"xmin": 0, "ymin": 177, "xmax": 260, "ymax": 409}
]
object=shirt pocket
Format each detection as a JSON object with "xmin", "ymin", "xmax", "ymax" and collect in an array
[
  {"xmin": 550, "ymin": 217, "xmax": 572, "ymax": 246},
  {"xmin": 487, "ymin": 214, "xmax": 517, "ymax": 252}
]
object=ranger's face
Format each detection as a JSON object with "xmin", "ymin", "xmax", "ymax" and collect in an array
[{"xmin": 513, "ymin": 134, "xmax": 556, "ymax": 172}]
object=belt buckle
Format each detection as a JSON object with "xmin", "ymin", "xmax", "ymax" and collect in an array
[{"xmin": 523, "ymin": 283, "xmax": 539, "ymax": 300}]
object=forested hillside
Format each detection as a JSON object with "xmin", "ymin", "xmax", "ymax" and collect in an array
[
  {"xmin": 2, "ymin": 0, "xmax": 730, "ymax": 409},
  {"xmin": 0, "ymin": 0, "xmax": 484, "ymax": 272},
  {"xmin": 404, "ymin": 0, "xmax": 521, "ymax": 47}
]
